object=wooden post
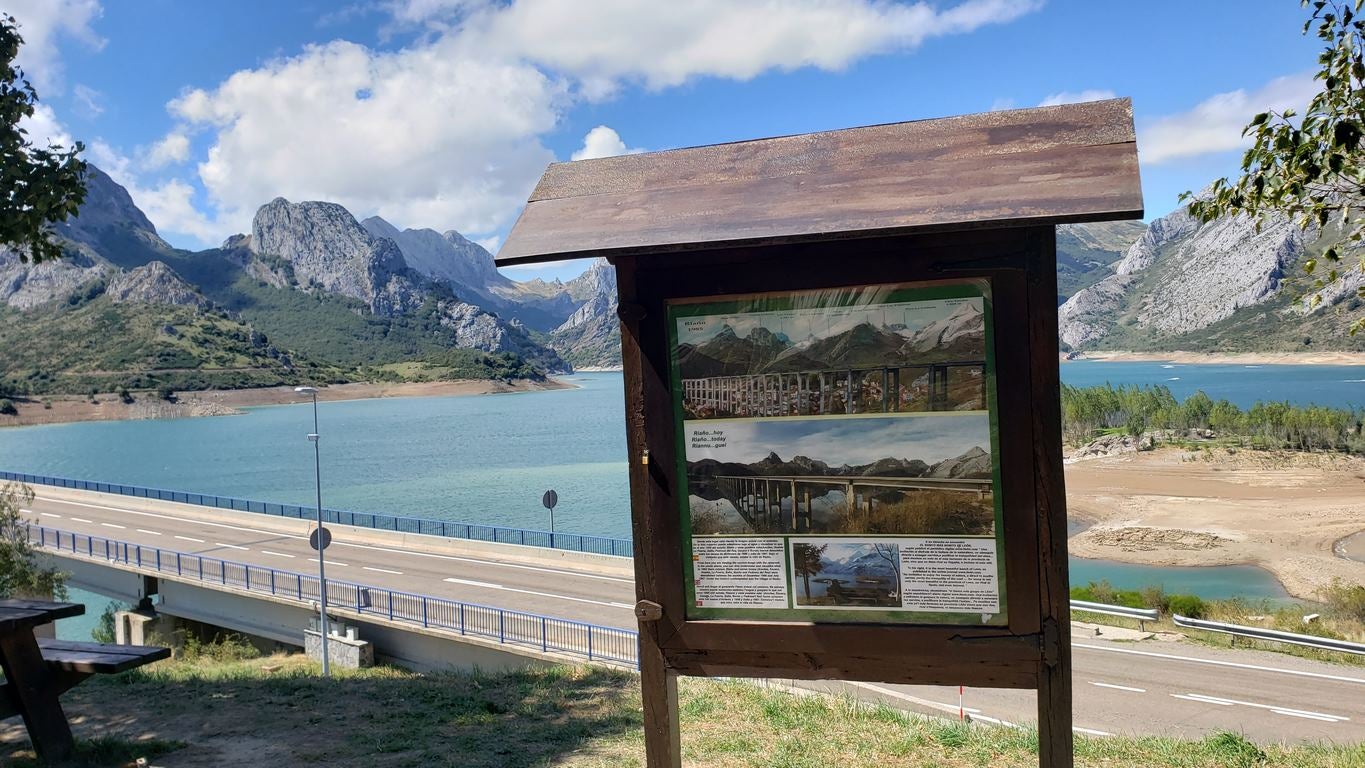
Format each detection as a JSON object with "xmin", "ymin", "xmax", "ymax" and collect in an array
[
  {"xmin": 0, "ymin": 630, "xmax": 74, "ymax": 760},
  {"xmin": 1025, "ymin": 231, "xmax": 1073, "ymax": 768}
]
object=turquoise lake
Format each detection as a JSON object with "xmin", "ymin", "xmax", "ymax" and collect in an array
[{"xmin": 6, "ymin": 360, "xmax": 1363, "ymax": 625}]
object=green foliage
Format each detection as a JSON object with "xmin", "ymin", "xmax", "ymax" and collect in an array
[
  {"xmin": 0, "ymin": 14, "xmax": 87, "ymax": 263},
  {"xmin": 156, "ymin": 385, "xmax": 175, "ymax": 401},
  {"xmin": 1205, "ymin": 731, "xmax": 1269, "ymax": 768},
  {"xmin": 0, "ymin": 483, "xmax": 66, "ymax": 599},
  {"xmin": 117, "ymin": 386, "xmax": 133, "ymax": 404},
  {"xmin": 1167, "ymin": 593, "xmax": 1207, "ymax": 619},
  {"xmin": 1184, "ymin": 1, "xmax": 1365, "ymax": 334},
  {"xmin": 1323, "ymin": 578, "xmax": 1365, "ymax": 622},
  {"xmin": 0, "ymin": 398, "xmax": 14, "ymax": 415},
  {"xmin": 1062, "ymin": 383, "xmax": 1364, "ymax": 452},
  {"xmin": 90, "ymin": 600, "xmax": 126, "ymax": 644},
  {"xmin": 180, "ymin": 633, "xmax": 261, "ymax": 663}
]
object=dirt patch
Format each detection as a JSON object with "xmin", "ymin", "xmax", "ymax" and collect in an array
[{"xmin": 1081, "ymin": 526, "xmax": 1226, "ymax": 553}]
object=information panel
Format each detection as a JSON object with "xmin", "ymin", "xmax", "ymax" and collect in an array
[{"xmin": 668, "ymin": 281, "xmax": 1006, "ymax": 625}]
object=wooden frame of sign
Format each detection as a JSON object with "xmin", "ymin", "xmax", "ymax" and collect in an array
[{"xmin": 498, "ymin": 99, "xmax": 1143, "ymax": 768}]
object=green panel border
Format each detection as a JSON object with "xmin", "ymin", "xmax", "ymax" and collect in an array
[{"xmin": 666, "ymin": 280, "xmax": 1007, "ymax": 626}]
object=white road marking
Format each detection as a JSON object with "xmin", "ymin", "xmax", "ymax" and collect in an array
[
  {"xmin": 1272, "ymin": 709, "xmax": 1342, "ymax": 722},
  {"xmin": 971, "ymin": 714, "xmax": 1022, "ymax": 729},
  {"xmin": 215, "ymin": 542, "xmax": 248, "ymax": 551},
  {"xmin": 70, "ymin": 517, "xmax": 93, "ymax": 524},
  {"xmin": 174, "ymin": 535, "xmax": 205, "ymax": 543},
  {"xmin": 1076, "ymin": 642, "xmax": 1365, "ymax": 686},
  {"xmin": 101, "ymin": 523, "xmax": 126, "ymax": 529},
  {"xmin": 1073, "ymin": 727, "xmax": 1113, "ymax": 737},
  {"xmin": 445, "ymin": 577, "xmax": 502, "ymax": 589},
  {"xmin": 442, "ymin": 577, "xmax": 634, "ymax": 610},
  {"xmin": 1172, "ymin": 694, "xmax": 1235, "ymax": 706},
  {"xmin": 308, "ymin": 558, "xmax": 348, "ymax": 567},
  {"xmin": 1089, "ymin": 682, "xmax": 1145, "ymax": 693},
  {"xmin": 33, "ymin": 496, "xmax": 633, "ymax": 585},
  {"xmin": 39, "ymin": 512, "xmax": 60, "ymax": 518},
  {"xmin": 846, "ymin": 682, "xmax": 972, "ymax": 718},
  {"xmin": 363, "ymin": 566, "xmax": 403, "ymax": 575},
  {"xmin": 1174, "ymin": 693, "xmax": 1348, "ymax": 722},
  {"xmin": 261, "ymin": 550, "xmax": 295, "ymax": 558},
  {"xmin": 136, "ymin": 529, "xmax": 162, "ymax": 536},
  {"xmin": 608, "ymin": 602, "xmax": 635, "ymax": 610}
]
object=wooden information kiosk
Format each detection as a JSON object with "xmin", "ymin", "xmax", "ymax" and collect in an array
[{"xmin": 499, "ymin": 99, "xmax": 1143, "ymax": 767}]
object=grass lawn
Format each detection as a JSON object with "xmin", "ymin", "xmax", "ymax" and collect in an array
[{"xmin": 1, "ymin": 653, "xmax": 1361, "ymax": 767}]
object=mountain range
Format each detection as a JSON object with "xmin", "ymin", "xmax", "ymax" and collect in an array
[
  {"xmin": 0, "ymin": 165, "xmax": 620, "ymax": 396},
  {"xmin": 676, "ymin": 302, "xmax": 986, "ymax": 379},
  {"xmin": 4, "ymin": 164, "xmax": 1360, "ymax": 398},
  {"xmin": 687, "ymin": 446, "xmax": 992, "ymax": 482}
]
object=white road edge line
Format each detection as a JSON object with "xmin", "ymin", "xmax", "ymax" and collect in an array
[
  {"xmin": 100, "ymin": 523, "xmax": 126, "ymax": 529},
  {"xmin": 308, "ymin": 558, "xmax": 348, "ymax": 566},
  {"xmin": 1175, "ymin": 693, "xmax": 1348, "ymax": 722},
  {"xmin": 39, "ymin": 512, "xmax": 60, "ymax": 518},
  {"xmin": 846, "ymin": 682, "xmax": 987, "ymax": 720},
  {"xmin": 34, "ymin": 496, "xmax": 633, "ymax": 584},
  {"xmin": 1073, "ymin": 727, "xmax": 1113, "ymax": 737},
  {"xmin": 443, "ymin": 577, "xmax": 636, "ymax": 610},
  {"xmin": 363, "ymin": 566, "xmax": 403, "ymax": 575},
  {"xmin": 1272, "ymin": 710, "xmax": 1342, "ymax": 722},
  {"xmin": 1076, "ymin": 642, "xmax": 1365, "ymax": 686},
  {"xmin": 70, "ymin": 517, "xmax": 92, "ymax": 524},
  {"xmin": 1089, "ymin": 682, "xmax": 1145, "ymax": 693},
  {"xmin": 261, "ymin": 550, "xmax": 295, "ymax": 558},
  {"xmin": 1172, "ymin": 694, "xmax": 1235, "ymax": 706},
  {"xmin": 215, "ymin": 542, "xmax": 249, "ymax": 551},
  {"xmin": 136, "ymin": 529, "xmax": 162, "ymax": 536},
  {"xmin": 174, "ymin": 535, "xmax": 205, "ymax": 543}
]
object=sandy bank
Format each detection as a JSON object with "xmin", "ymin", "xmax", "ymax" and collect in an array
[
  {"xmin": 1065, "ymin": 446, "xmax": 1365, "ymax": 601},
  {"xmin": 0, "ymin": 378, "xmax": 572, "ymax": 428},
  {"xmin": 1067, "ymin": 350, "xmax": 1365, "ymax": 365}
]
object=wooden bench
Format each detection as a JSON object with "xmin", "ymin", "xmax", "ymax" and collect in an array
[{"xmin": 0, "ymin": 599, "xmax": 169, "ymax": 761}]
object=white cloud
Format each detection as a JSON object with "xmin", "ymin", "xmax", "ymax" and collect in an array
[
  {"xmin": 90, "ymin": 140, "xmax": 221, "ymax": 243},
  {"xmin": 570, "ymin": 125, "xmax": 643, "ymax": 161},
  {"xmin": 1037, "ymin": 89, "xmax": 1116, "ymax": 107},
  {"xmin": 144, "ymin": 132, "xmax": 191, "ymax": 169},
  {"xmin": 153, "ymin": 0, "xmax": 1043, "ymax": 245},
  {"xmin": 72, "ymin": 83, "xmax": 103, "ymax": 117},
  {"xmin": 464, "ymin": 0, "xmax": 1044, "ymax": 91},
  {"xmin": 18, "ymin": 103, "xmax": 74, "ymax": 149},
  {"xmin": 170, "ymin": 38, "xmax": 564, "ymax": 241},
  {"xmin": 5, "ymin": 0, "xmax": 104, "ymax": 92},
  {"xmin": 1141, "ymin": 73, "xmax": 1318, "ymax": 165}
]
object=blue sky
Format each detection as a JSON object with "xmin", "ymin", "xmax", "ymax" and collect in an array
[{"xmin": 10, "ymin": 1, "xmax": 1319, "ymax": 283}]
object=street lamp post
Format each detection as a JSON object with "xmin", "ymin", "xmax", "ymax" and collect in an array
[{"xmin": 295, "ymin": 385, "xmax": 330, "ymax": 678}]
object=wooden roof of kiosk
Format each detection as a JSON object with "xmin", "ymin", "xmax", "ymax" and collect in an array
[{"xmin": 497, "ymin": 98, "xmax": 1142, "ymax": 265}]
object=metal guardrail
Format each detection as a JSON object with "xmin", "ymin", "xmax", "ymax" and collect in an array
[
  {"xmin": 1, "ymin": 471, "xmax": 634, "ymax": 558},
  {"xmin": 1069, "ymin": 599, "xmax": 1160, "ymax": 628},
  {"xmin": 1172, "ymin": 614, "xmax": 1365, "ymax": 656},
  {"xmin": 29, "ymin": 525, "xmax": 640, "ymax": 668}
]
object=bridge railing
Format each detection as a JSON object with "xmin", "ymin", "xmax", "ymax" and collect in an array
[
  {"xmin": 28, "ymin": 525, "xmax": 640, "ymax": 668},
  {"xmin": 1, "ymin": 471, "xmax": 633, "ymax": 558}
]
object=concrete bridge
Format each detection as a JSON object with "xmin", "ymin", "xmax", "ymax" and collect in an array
[
  {"xmin": 710, "ymin": 474, "xmax": 991, "ymax": 532},
  {"xmin": 15, "ymin": 483, "xmax": 1365, "ymax": 744}
]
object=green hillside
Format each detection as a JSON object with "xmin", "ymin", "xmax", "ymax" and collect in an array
[{"xmin": 0, "ymin": 296, "xmax": 325, "ymax": 396}]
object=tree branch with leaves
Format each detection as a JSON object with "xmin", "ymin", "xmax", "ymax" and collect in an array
[
  {"xmin": 0, "ymin": 483, "xmax": 66, "ymax": 599},
  {"xmin": 1183, "ymin": 0, "xmax": 1365, "ymax": 333},
  {"xmin": 0, "ymin": 13, "xmax": 87, "ymax": 263}
]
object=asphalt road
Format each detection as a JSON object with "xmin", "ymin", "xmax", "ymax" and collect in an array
[{"xmin": 20, "ymin": 489, "xmax": 1365, "ymax": 745}]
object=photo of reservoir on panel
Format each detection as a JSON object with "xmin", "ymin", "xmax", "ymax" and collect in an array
[
  {"xmin": 686, "ymin": 415, "xmax": 994, "ymax": 538},
  {"xmin": 676, "ymin": 296, "xmax": 986, "ymax": 419}
]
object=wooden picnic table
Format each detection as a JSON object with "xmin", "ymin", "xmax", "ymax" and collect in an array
[{"xmin": 0, "ymin": 598, "xmax": 170, "ymax": 761}]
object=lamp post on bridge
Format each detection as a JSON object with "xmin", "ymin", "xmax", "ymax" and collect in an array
[{"xmin": 295, "ymin": 385, "xmax": 330, "ymax": 678}]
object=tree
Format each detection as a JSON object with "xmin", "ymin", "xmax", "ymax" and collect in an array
[
  {"xmin": 0, "ymin": 483, "xmax": 66, "ymax": 599},
  {"xmin": 0, "ymin": 14, "xmax": 87, "ymax": 263},
  {"xmin": 791, "ymin": 542, "xmax": 827, "ymax": 600},
  {"xmin": 1184, "ymin": 1, "xmax": 1365, "ymax": 332}
]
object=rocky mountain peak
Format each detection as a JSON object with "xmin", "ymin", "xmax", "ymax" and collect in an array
[
  {"xmin": 106, "ymin": 261, "xmax": 207, "ymax": 308},
  {"xmin": 252, "ymin": 199, "xmax": 416, "ymax": 314},
  {"xmin": 564, "ymin": 257, "xmax": 616, "ymax": 301},
  {"xmin": 360, "ymin": 216, "xmax": 509, "ymax": 293}
]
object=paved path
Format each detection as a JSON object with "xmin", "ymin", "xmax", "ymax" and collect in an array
[{"xmin": 21, "ymin": 489, "xmax": 1365, "ymax": 744}]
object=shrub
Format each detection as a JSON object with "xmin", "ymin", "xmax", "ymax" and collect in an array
[
  {"xmin": 0, "ymin": 399, "xmax": 14, "ymax": 416},
  {"xmin": 156, "ymin": 386, "xmax": 176, "ymax": 402},
  {"xmin": 1167, "ymin": 593, "xmax": 1206, "ymax": 619},
  {"xmin": 1323, "ymin": 579, "xmax": 1365, "ymax": 623}
]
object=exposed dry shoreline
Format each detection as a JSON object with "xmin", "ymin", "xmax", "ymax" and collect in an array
[
  {"xmin": 1068, "ymin": 350, "xmax": 1365, "ymax": 365},
  {"xmin": 1065, "ymin": 446, "xmax": 1365, "ymax": 601},
  {"xmin": 0, "ymin": 378, "xmax": 573, "ymax": 428}
]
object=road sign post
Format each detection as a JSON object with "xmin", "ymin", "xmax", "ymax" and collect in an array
[
  {"xmin": 498, "ymin": 99, "xmax": 1143, "ymax": 768},
  {"xmin": 542, "ymin": 489, "xmax": 558, "ymax": 548}
]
